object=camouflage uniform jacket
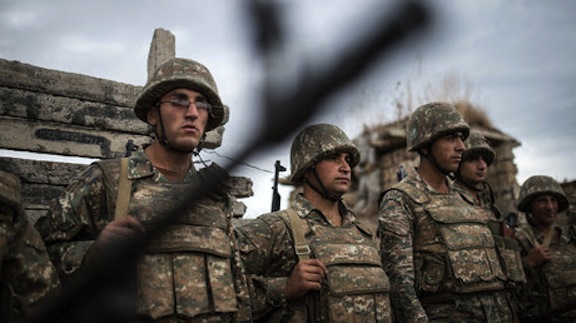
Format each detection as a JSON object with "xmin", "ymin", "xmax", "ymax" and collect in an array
[
  {"xmin": 515, "ymin": 222, "xmax": 576, "ymax": 320},
  {"xmin": 378, "ymin": 167, "xmax": 513, "ymax": 322},
  {"xmin": 1, "ymin": 170, "xmax": 61, "ymax": 321},
  {"xmin": 35, "ymin": 148, "xmax": 251, "ymax": 321},
  {"xmin": 235, "ymin": 193, "xmax": 391, "ymax": 322}
]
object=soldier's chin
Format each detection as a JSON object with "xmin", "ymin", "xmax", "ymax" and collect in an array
[
  {"xmin": 173, "ymin": 140, "xmax": 199, "ymax": 152},
  {"xmin": 449, "ymin": 163, "xmax": 461, "ymax": 173}
]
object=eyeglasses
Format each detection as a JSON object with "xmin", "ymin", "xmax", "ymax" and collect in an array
[{"xmin": 158, "ymin": 98, "xmax": 212, "ymax": 113}]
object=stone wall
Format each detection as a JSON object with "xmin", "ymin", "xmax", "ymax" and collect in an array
[{"xmin": 562, "ymin": 180, "xmax": 576, "ymax": 214}]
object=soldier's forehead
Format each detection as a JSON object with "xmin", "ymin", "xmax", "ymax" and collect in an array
[
  {"xmin": 163, "ymin": 88, "xmax": 206, "ymax": 97},
  {"xmin": 533, "ymin": 194, "xmax": 557, "ymax": 200}
]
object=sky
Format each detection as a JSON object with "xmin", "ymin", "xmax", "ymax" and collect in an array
[{"xmin": 1, "ymin": 0, "xmax": 575, "ymax": 218}]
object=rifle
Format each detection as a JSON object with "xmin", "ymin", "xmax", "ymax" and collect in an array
[
  {"xmin": 528, "ymin": 301, "xmax": 576, "ymax": 322},
  {"xmin": 396, "ymin": 165, "xmax": 407, "ymax": 182},
  {"xmin": 125, "ymin": 139, "xmax": 138, "ymax": 157},
  {"xmin": 505, "ymin": 212, "xmax": 517, "ymax": 228},
  {"xmin": 271, "ymin": 160, "xmax": 286, "ymax": 212}
]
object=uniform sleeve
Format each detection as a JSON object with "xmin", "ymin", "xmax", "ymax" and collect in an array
[
  {"xmin": 377, "ymin": 189, "xmax": 428, "ymax": 323},
  {"xmin": 234, "ymin": 214, "xmax": 296, "ymax": 320},
  {"xmin": 7, "ymin": 217, "xmax": 62, "ymax": 312},
  {"xmin": 35, "ymin": 164, "xmax": 111, "ymax": 284}
]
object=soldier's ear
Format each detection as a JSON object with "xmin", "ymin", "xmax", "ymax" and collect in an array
[
  {"xmin": 147, "ymin": 106, "xmax": 158, "ymax": 126},
  {"xmin": 303, "ymin": 167, "xmax": 314, "ymax": 181},
  {"xmin": 420, "ymin": 147, "xmax": 429, "ymax": 156}
]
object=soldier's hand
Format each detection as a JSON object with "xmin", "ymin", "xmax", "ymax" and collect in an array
[
  {"xmin": 525, "ymin": 245, "xmax": 550, "ymax": 268},
  {"xmin": 84, "ymin": 216, "xmax": 145, "ymax": 267},
  {"xmin": 198, "ymin": 163, "xmax": 231, "ymax": 199},
  {"xmin": 285, "ymin": 259, "xmax": 328, "ymax": 300}
]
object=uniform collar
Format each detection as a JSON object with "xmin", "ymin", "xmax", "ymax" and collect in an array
[
  {"xmin": 410, "ymin": 166, "xmax": 457, "ymax": 195},
  {"xmin": 292, "ymin": 193, "xmax": 357, "ymax": 226},
  {"xmin": 125, "ymin": 148, "xmax": 197, "ymax": 182}
]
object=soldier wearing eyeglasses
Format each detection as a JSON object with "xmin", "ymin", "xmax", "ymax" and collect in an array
[{"xmin": 35, "ymin": 58, "xmax": 252, "ymax": 322}]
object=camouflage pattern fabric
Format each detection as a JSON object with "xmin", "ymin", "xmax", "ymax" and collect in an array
[
  {"xmin": 235, "ymin": 194, "xmax": 392, "ymax": 322},
  {"xmin": 515, "ymin": 223, "xmax": 576, "ymax": 321},
  {"xmin": 0, "ymin": 170, "xmax": 61, "ymax": 321},
  {"xmin": 35, "ymin": 148, "xmax": 251, "ymax": 322},
  {"xmin": 378, "ymin": 167, "xmax": 516, "ymax": 322}
]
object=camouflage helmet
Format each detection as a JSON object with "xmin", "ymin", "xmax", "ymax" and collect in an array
[
  {"xmin": 462, "ymin": 132, "xmax": 495, "ymax": 166},
  {"xmin": 289, "ymin": 124, "xmax": 360, "ymax": 184},
  {"xmin": 517, "ymin": 175, "xmax": 569, "ymax": 213},
  {"xmin": 134, "ymin": 57, "xmax": 225, "ymax": 132},
  {"xmin": 407, "ymin": 102, "xmax": 470, "ymax": 151}
]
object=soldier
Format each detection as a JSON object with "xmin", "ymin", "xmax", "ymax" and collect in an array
[
  {"xmin": 35, "ymin": 57, "xmax": 251, "ymax": 322},
  {"xmin": 0, "ymin": 169, "xmax": 61, "ymax": 322},
  {"xmin": 515, "ymin": 175, "xmax": 576, "ymax": 321},
  {"xmin": 235, "ymin": 124, "xmax": 392, "ymax": 322},
  {"xmin": 378, "ymin": 102, "xmax": 518, "ymax": 322},
  {"xmin": 453, "ymin": 132, "xmax": 526, "ymax": 292}
]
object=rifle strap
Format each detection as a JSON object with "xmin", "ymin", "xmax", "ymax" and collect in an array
[
  {"xmin": 286, "ymin": 209, "xmax": 310, "ymax": 261},
  {"xmin": 114, "ymin": 157, "xmax": 132, "ymax": 221},
  {"xmin": 542, "ymin": 227, "xmax": 555, "ymax": 248},
  {"xmin": 519, "ymin": 226, "xmax": 555, "ymax": 305}
]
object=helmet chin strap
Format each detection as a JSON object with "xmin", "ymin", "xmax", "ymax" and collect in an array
[
  {"xmin": 422, "ymin": 147, "xmax": 452, "ymax": 176},
  {"xmin": 304, "ymin": 168, "xmax": 342, "ymax": 202},
  {"xmin": 154, "ymin": 106, "xmax": 204, "ymax": 154}
]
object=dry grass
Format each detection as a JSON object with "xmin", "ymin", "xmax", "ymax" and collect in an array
[
  {"xmin": 391, "ymin": 72, "xmax": 493, "ymax": 127},
  {"xmin": 453, "ymin": 100, "xmax": 492, "ymax": 128}
]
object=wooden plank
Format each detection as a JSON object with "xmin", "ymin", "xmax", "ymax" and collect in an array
[
  {"xmin": 0, "ymin": 59, "xmax": 227, "ymax": 149},
  {"xmin": 2, "ymin": 156, "xmax": 252, "ymax": 199},
  {"xmin": 0, "ymin": 87, "xmax": 150, "ymax": 134},
  {"xmin": 0, "ymin": 157, "xmax": 88, "ymax": 185},
  {"xmin": 21, "ymin": 183, "xmax": 64, "ymax": 209},
  {"xmin": 471, "ymin": 127, "xmax": 520, "ymax": 147},
  {"xmin": 0, "ymin": 116, "xmax": 152, "ymax": 159},
  {"xmin": 0, "ymin": 58, "xmax": 140, "ymax": 107}
]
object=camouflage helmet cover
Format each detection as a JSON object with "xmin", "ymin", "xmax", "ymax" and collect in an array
[
  {"xmin": 134, "ymin": 57, "xmax": 225, "ymax": 132},
  {"xmin": 517, "ymin": 175, "xmax": 569, "ymax": 213},
  {"xmin": 463, "ymin": 132, "xmax": 495, "ymax": 166},
  {"xmin": 407, "ymin": 102, "xmax": 470, "ymax": 151},
  {"xmin": 289, "ymin": 124, "xmax": 361, "ymax": 184}
]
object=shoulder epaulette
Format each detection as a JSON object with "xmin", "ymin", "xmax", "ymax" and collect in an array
[{"xmin": 389, "ymin": 180, "xmax": 430, "ymax": 205}]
